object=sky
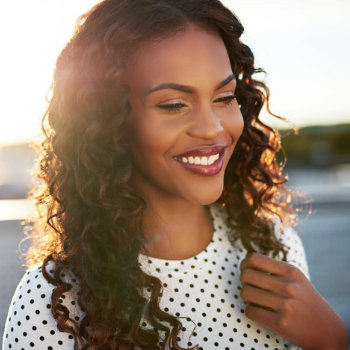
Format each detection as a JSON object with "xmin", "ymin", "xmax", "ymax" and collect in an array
[{"xmin": 0, "ymin": 0, "xmax": 349, "ymax": 147}]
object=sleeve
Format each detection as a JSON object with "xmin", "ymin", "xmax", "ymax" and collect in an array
[
  {"xmin": 2, "ymin": 263, "xmax": 83, "ymax": 350},
  {"xmin": 279, "ymin": 225, "xmax": 311, "ymax": 280}
]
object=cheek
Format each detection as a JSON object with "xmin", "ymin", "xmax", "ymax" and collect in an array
[
  {"xmin": 125, "ymin": 114, "xmax": 175, "ymax": 164},
  {"xmin": 236, "ymin": 112, "xmax": 245, "ymax": 137},
  {"xmin": 224, "ymin": 108, "xmax": 244, "ymax": 141}
]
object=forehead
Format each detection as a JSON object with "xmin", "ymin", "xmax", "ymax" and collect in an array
[{"xmin": 124, "ymin": 24, "xmax": 233, "ymax": 92}]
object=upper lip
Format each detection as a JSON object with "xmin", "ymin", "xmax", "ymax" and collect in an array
[{"xmin": 174, "ymin": 145, "xmax": 226, "ymax": 158}]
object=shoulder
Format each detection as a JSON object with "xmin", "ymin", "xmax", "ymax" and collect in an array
[
  {"xmin": 212, "ymin": 203, "xmax": 311, "ymax": 280},
  {"xmin": 2, "ymin": 260, "xmax": 83, "ymax": 350},
  {"xmin": 274, "ymin": 220, "xmax": 310, "ymax": 279}
]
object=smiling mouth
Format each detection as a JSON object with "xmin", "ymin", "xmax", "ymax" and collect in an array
[
  {"xmin": 174, "ymin": 153, "xmax": 220, "ymax": 166},
  {"xmin": 173, "ymin": 146, "xmax": 226, "ymax": 176}
]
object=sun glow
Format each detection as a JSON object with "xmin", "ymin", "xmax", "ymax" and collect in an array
[
  {"xmin": 0, "ymin": 0, "xmax": 349, "ymax": 147},
  {"xmin": 0, "ymin": 0, "xmax": 102, "ymax": 147}
]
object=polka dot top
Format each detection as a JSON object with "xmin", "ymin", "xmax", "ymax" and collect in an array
[{"xmin": 3, "ymin": 204, "xmax": 309, "ymax": 349}]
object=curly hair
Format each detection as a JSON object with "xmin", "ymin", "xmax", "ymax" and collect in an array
[{"xmin": 24, "ymin": 0, "xmax": 296, "ymax": 348}]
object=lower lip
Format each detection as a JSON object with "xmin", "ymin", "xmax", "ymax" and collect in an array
[{"xmin": 175, "ymin": 152, "xmax": 225, "ymax": 176}]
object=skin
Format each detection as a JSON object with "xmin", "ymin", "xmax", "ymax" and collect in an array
[
  {"xmin": 123, "ymin": 23, "xmax": 349, "ymax": 349},
  {"xmin": 240, "ymin": 253, "xmax": 349, "ymax": 349},
  {"xmin": 123, "ymin": 24, "xmax": 244, "ymax": 259}
]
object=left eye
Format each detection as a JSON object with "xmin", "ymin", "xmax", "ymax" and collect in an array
[
  {"xmin": 157, "ymin": 103, "xmax": 187, "ymax": 112},
  {"xmin": 214, "ymin": 95, "xmax": 236, "ymax": 105}
]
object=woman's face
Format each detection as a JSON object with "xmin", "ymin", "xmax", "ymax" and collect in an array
[{"xmin": 123, "ymin": 24, "xmax": 244, "ymax": 206}]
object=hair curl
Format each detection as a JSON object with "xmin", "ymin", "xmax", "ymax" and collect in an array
[{"xmin": 24, "ymin": 0, "xmax": 296, "ymax": 348}]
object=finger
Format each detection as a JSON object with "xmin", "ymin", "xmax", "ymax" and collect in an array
[
  {"xmin": 240, "ymin": 284, "xmax": 286, "ymax": 311},
  {"xmin": 240, "ymin": 252, "xmax": 296, "ymax": 277},
  {"xmin": 240, "ymin": 268, "xmax": 302, "ymax": 298},
  {"xmin": 245, "ymin": 303, "xmax": 279, "ymax": 328},
  {"xmin": 240, "ymin": 267, "xmax": 284, "ymax": 292}
]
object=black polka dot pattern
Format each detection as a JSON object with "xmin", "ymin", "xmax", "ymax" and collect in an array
[
  {"xmin": 2, "ymin": 263, "xmax": 82, "ymax": 349},
  {"xmin": 3, "ymin": 204, "xmax": 308, "ymax": 349},
  {"xmin": 137, "ymin": 205, "xmax": 308, "ymax": 349}
]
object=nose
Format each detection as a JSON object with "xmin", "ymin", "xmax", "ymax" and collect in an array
[{"xmin": 186, "ymin": 105, "xmax": 224, "ymax": 140}]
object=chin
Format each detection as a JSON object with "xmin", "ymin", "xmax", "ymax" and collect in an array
[{"xmin": 187, "ymin": 182, "xmax": 224, "ymax": 206}]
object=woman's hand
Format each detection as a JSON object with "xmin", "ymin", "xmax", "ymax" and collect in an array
[{"xmin": 240, "ymin": 253, "xmax": 349, "ymax": 350}]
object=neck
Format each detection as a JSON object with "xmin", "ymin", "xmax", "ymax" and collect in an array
[{"xmin": 141, "ymin": 198, "xmax": 213, "ymax": 260}]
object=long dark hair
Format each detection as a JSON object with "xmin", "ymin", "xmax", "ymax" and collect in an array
[{"xmin": 24, "ymin": 0, "xmax": 295, "ymax": 348}]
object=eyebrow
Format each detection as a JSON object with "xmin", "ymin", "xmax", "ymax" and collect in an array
[{"xmin": 145, "ymin": 74, "xmax": 236, "ymax": 96}]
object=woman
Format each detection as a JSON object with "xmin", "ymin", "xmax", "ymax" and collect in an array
[{"xmin": 3, "ymin": 0, "xmax": 348, "ymax": 349}]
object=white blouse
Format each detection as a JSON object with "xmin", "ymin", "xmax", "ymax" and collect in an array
[{"xmin": 3, "ymin": 205, "xmax": 309, "ymax": 349}]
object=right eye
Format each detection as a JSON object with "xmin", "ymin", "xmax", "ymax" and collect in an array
[{"xmin": 157, "ymin": 102, "xmax": 187, "ymax": 112}]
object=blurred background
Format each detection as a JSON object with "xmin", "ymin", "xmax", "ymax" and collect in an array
[{"xmin": 1, "ymin": 0, "xmax": 349, "ymax": 344}]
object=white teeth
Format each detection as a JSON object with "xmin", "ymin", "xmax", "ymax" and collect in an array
[
  {"xmin": 209, "ymin": 154, "xmax": 219, "ymax": 165},
  {"xmin": 175, "ymin": 153, "xmax": 221, "ymax": 166},
  {"xmin": 201, "ymin": 156, "xmax": 208, "ymax": 165},
  {"xmin": 208, "ymin": 154, "xmax": 219, "ymax": 165}
]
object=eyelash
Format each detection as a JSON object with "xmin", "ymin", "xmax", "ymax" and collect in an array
[
  {"xmin": 215, "ymin": 95, "xmax": 236, "ymax": 105},
  {"xmin": 158, "ymin": 102, "xmax": 187, "ymax": 112},
  {"xmin": 157, "ymin": 95, "xmax": 236, "ymax": 112}
]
